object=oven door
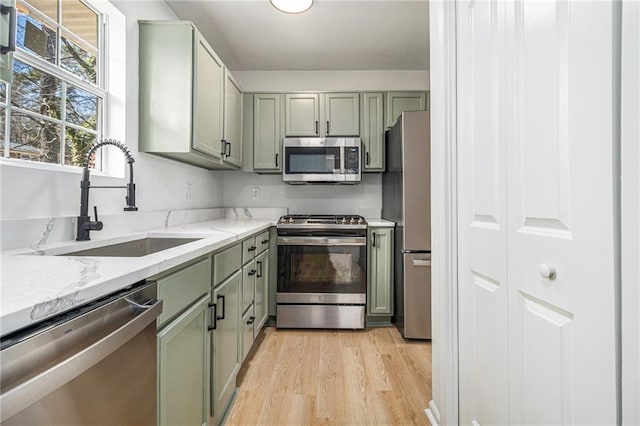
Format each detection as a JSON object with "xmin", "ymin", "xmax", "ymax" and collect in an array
[{"xmin": 277, "ymin": 236, "xmax": 366, "ymax": 304}]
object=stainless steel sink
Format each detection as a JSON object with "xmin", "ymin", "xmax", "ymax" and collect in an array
[{"xmin": 60, "ymin": 237, "xmax": 203, "ymax": 257}]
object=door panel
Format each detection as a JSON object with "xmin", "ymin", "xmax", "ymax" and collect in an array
[
  {"xmin": 457, "ymin": 0, "xmax": 509, "ymax": 425},
  {"xmin": 506, "ymin": 1, "xmax": 616, "ymax": 423},
  {"xmin": 194, "ymin": 34, "xmax": 223, "ymax": 159}
]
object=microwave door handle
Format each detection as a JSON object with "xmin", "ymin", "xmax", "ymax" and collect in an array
[{"xmin": 340, "ymin": 146, "xmax": 345, "ymax": 175}]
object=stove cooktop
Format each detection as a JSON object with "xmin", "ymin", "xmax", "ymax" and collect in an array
[{"xmin": 277, "ymin": 214, "xmax": 367, "ymax": 228}]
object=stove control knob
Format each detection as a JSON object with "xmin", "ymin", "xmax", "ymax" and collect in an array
[
  {"xmin": 350, "ymin": 217, "xmax": 357, "ymax": 224},
  {"xmin": 288, "ymin": 217, "xmax": 294, "ymax": 224},
  {"xmin": 358, "ymin": 218, "xmax": 364, "ymax": 224},
  {"xmin": 341, "ymin": 217, "xmax": 348, "ymax": 224}
]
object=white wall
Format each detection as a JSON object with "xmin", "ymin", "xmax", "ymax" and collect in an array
[
  {"xmin": 234, "ymin": 70, "xmax": 430, "ymax": 93},
  {"xmin": 622, "ymin": 1, "xmax": 640, "ymax": 424},
  {"xmin": 0, "ymin": 1, "xmax": 224, "ymax": 221},
  {"xmin": 222, "ymin": 171, "xmax": 382, "ymax": 217}
]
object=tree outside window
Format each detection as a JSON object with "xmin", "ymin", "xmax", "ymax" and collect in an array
[{"xmin": 1, "ymin": 0, "xmax": 104, "ymax": 169}]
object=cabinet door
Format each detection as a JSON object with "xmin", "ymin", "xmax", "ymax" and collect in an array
[
  {"xmin": 223, "ymin": 70, "xmax": 243, "ymax": 167},
  {"xmin": 360, "ymin": 93, "xmax": 385, "ymax": 171},
  {"xmin": 367, "ymin": 228, "xmax": 393, "ymax": 315},
  {"xmin": 193, "ymin": 32, "xmax": 224, "ymax": 159},
  {"xmin": 285, "ymin": 93, "xmax": 319, "ymax": 136},
  {"xmin": 242, "ymin": 260, "xmax": 256, "ymax": 314},
  {"xmin": 158, "ymin": 294, "xmax": 210, "ymax": 426},
  {"xmin": 384, "ymin": 91, "xmax": 427, "ymax": 128},
  {"xmin": 254, "ymin": 249, "xmax": 269, "ymax": 332},
  {"xmin": 211, "ymin": 270, "xmax": 241, "ymax": 424},
  {"xmin": 241, "ymin": 305, "xmax": 255, "ymax": 362},
  {"xmin": 0, "ymin": 0, "xmax": 15, "ymax": 83},
  {"xmin": 325, "ymin": 93, "xmax": 360, "ymax": 136},
  {"xmin": 253, "ymin": 94, "xmax": 284, "ymax": 171}
]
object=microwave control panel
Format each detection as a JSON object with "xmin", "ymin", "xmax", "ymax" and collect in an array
[{"xmin": 344, "ymin": 147, "xmax": 360, "ymax": 173}]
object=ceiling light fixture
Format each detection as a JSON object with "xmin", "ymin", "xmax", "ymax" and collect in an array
[{"xmin": 270, "ymin": 0, "xmax": 313, "ymax": 14}]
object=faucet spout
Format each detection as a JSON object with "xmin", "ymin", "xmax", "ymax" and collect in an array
[{"xmin": 76, "ymin": 139, "xmax": 138, "ymax": 241}]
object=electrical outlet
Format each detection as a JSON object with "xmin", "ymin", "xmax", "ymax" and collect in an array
[{"xmin": 251, "ymin": 187, "xmax": 260, "ymax": 200}]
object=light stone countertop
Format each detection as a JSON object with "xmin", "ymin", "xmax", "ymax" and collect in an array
[
  {"xmin": 0, "ymin": 218, "xmax": 276, "ymax": 337},
  {"xmin": 366, "ymin": 219, "xmax": 395, "ymax": 228}
]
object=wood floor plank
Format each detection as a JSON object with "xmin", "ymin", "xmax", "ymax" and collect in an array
[{"xmin": 226, "ymin": 327, "xmax": 431, "ymax": 426}]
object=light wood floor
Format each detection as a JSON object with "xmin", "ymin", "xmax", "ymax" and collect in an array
[{"xmin": 225, "ymin": 326, "xmax": 432, "ymax": 426}]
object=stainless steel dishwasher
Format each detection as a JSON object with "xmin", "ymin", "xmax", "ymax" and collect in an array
[{"xmin": 0, "ymin": 281, "xmax": 162, "ymax": 425}]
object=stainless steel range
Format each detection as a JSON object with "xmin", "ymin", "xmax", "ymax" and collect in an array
[{"xmin": 276, "ymin": 214, "xmax": 367, "ymax": 329}]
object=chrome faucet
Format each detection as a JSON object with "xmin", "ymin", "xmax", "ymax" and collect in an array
[{"xmin": 76, "ymin": 139, "xmax": 138, "ymax": 241}]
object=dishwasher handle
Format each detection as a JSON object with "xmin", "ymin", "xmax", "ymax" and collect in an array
[{"xmin": 0, "ymin": 298, "xmax": 162, "ymax": 422}]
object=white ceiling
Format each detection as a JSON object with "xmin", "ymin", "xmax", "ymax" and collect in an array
[{"xmin": 164, "ymin": 0, "xmax": 430, "ymax": 72}]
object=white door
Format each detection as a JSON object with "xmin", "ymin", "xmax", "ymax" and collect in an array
[
  {"xmin": 457, "ymin": 1, "xmax": 509, "ymax": 424},
  {"xmin": 457, "ymin": 1, "xmax": 618, "ymax": 425}
]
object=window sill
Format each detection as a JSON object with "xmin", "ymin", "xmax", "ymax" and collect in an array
[{"xmin": 0, "ymin": 157, "xmax": 121, "ymax": 180}]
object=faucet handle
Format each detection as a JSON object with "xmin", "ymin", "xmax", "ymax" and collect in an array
[{"xmin": 92, "ymin": 206, "xmax": 103, "ymax": 231}]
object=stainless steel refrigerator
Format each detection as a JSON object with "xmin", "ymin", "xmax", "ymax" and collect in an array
[{"xmin": 382, "ymin": 110, "xmax": 431, "ymax": 339}]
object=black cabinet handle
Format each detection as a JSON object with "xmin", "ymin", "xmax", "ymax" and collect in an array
[
  {"xmin": 248, "ymin": 246, "xmax": 257, "ymax": 252},
  {"xmin": 247, "ymin": 316, "xmax": 255, "ymax": 325},
  {"xmin": 216, "ymin": 295, "xmax": 225, "ymax": 320},
  {"xmin": 248, "ymin": 269, "xmax": 257, "ymax": 276},
  {"xmin": 208, "ymin": 301, "xmax": 217, "ymax": 331},
  {"xmin": 257, "ymin": 261, "xmax": 263, "ymax": 278},
  {"xmin": 261, "ymin": 239, "xmax": 269, "ymax": 245},
  {"xmin": 315, "ymin": 120, "xmax": 318, "ymax": 135},
  {"xmin": 226, "ymin": 141, "xmax": 232, "ymax": 157},
  {"xmin": 275, "ymin": 153, "xmax": 279, "ymax": 168},
  {"xmin": 372, "ymin": 232, "xmax": 376, "ymax": 247},
  {"xmin": 1, "ymin": 5, "xmax": 16, "ymax": 54},
  {"xmin": 366, "ymin": 152, "xmax": 370, "ymax": 166},
  {"xmin": 326, "ymin": 120, "xmax": 330, "ymax": 134}
]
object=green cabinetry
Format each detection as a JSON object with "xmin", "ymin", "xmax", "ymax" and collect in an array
[
  {"xmin": 360, "ymin": 92, "xmax": 385, "ymax": 171},
  {"xmin": 138, "ymin": 21, "xmax": 242, "ymax": 170},
  {"xmin": 367, "ymin": 227, "xmax": 394, "ymax": 316},
  {"xmin": 384, "ymin": 91, "xmax": 429, "ymax": 129},
  {"xmin": 254, "ymin": 248, "xmax": 269, "ymax": 331},
  {"xmin": 253, "ymin": 94, "xmax": 284, "ymax": 172},
  {"xmin": 285, "ymin": 92, "xmax": 360, "ymax": 137},
  {"xmin": 210, "ymin": 269, "xmax": 241, "ymax": 425},
  {"xmin": 156, "ymin": 258, "xmax": 212, "ymax": 426},
  {"xmin": 223, "ymin": 70, "xmax": 243, "ymax": 167}
]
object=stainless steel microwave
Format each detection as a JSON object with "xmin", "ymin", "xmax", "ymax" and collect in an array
[{"xmin": 282, "ymin": 137, "xmax": 361, "ymax": 184}]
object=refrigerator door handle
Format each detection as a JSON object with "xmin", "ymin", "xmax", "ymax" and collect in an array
[{"xmin": 412, "ymin": 259, "xmax": 431, "ymax": 267}]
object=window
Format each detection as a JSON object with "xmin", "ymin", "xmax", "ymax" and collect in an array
[{"xmin": 1, "ymin": 0, "xmax": 104, "ymax": 169}]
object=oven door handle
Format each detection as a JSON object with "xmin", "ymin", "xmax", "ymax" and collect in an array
[{"xmin": 277, "ymin": 236, "xmax": 366, "ymax": 246}]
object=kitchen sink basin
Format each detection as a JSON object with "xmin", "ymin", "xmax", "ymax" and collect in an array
[{"xmin": 59, "ymin": 237, "xmax": 203, "ymax": 257}]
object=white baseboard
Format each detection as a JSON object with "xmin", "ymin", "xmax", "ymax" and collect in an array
[{"xmin": 426, "ymin": 400, "xmax": 441, "ymax": 426}]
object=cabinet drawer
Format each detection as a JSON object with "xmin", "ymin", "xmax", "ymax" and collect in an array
[
  {"xmin": 242, "ymin": 237, "xmax": 257, "ymax": 265},
  {"xmin": 256, "ymin": 230, "xmax": 270, "ymax": 254},
  {"xmin": 213, "ymin": 243, "xmax": 242, "ymax": 287},
  {"xmin": 157, "ymin": 258, "xmax": 212, "ymax": 328}
]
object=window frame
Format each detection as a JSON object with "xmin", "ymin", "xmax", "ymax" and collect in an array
[{"xmin": 2, "ymin": 0, "xmax": 107, "ymax": 171}]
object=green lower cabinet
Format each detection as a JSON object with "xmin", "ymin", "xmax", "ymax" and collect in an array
[
  {"xmin": 157, "ymin": 294, "xmax": 210, "ymax": 426},
  {"xmin": 367, "ymin": 228, "xmax": 394, "ymax": 316},
  {"xmin": 254, "ymin": 249, "xmax": 269, "ymax": 332},
  {"xmin": 211, "ymin": 270, "xmax": 241, "ymax": 425}
]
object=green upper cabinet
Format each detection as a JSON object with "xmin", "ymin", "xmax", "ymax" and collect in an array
[
  {"xmin": 0, "ymin": 0, "xmax": 15, "ymax": 83},
  {"xmin": 285, "ymin": 92, "xmax": 360, "ymax": 137},
  {"xmin": 324, "ymin": 92, "xmax": 360, "ymax": 136},
  {"xmin": 360, "ymin": 92, "xmax": 385, "ymax": 171},
  {"xmin": 253, "ymin": 94, "xmax": 284, "ymax": 171},
  {"xmin": 139, "ymin": 21, "xmax": 242, "ymax": 170},
  {"xmin": 367, "ymin": 227, "xmax": 394, "ymax": 316},
  {"xmin": 384, "ymin": 91, "xmax": 428, "ymax": 129},
  {"xmin": 193, "ymin": 31, "xmax": 224, "ymax": 159},
  {"xmin": 285, "ymin": 93, "xmax": 320, "ymax": 137},
  {"xmin": 223, "ymin": 70, "xmax": 243, "ymax": 167}
]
